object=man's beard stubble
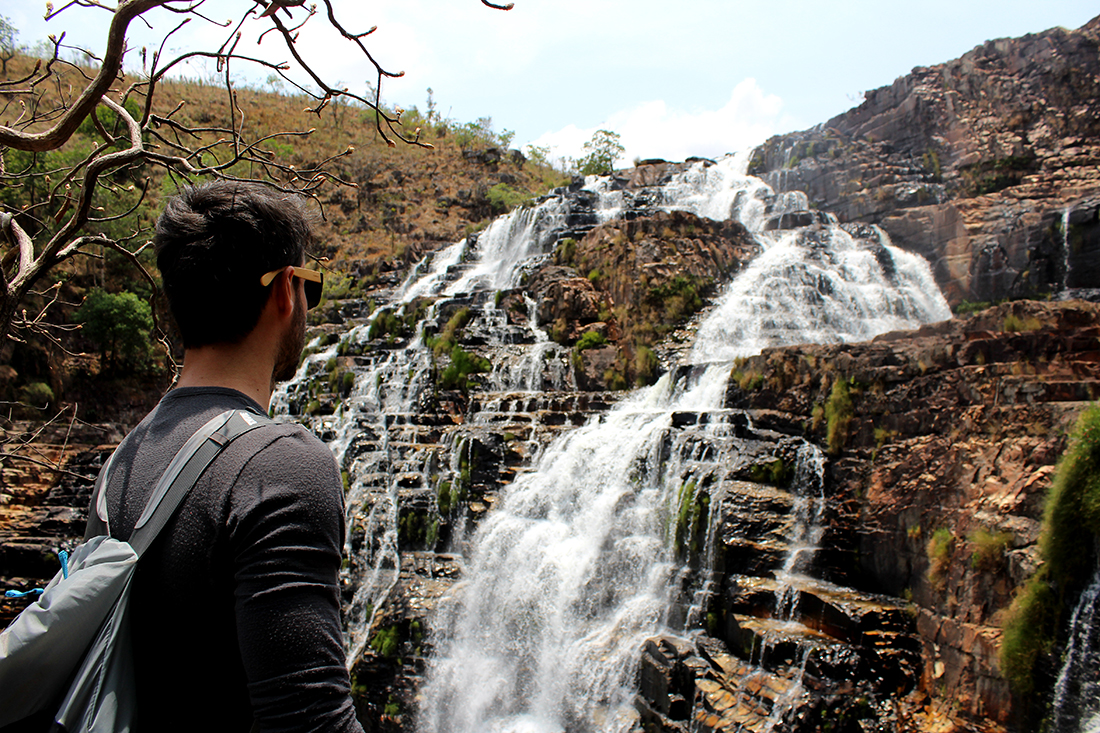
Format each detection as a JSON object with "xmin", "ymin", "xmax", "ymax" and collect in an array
[{"xmin": 271, "ymin": 293, "xmax": 306, "ymax": 387}]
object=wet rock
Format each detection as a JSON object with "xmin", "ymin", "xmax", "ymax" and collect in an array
[
  {"xmin": 750, "ymin": 15, "xmax": 1100, "ymax": 305},
  {"xmin": 723, "ymin": 299, "xmax": 1100, "ymax": 727}
]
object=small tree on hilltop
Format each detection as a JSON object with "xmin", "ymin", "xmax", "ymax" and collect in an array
[
  {"xmin": 578, "ymin": 129, "xmax": 624, "ymax": 176},
  {"xmin": 0, "ymin": 16, "xmax": 16, "ymax": 76}
]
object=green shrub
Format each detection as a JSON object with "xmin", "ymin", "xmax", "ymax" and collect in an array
[
  {"xmin": 76, "ymin": 288, "xmax": 153, "ymax": 370},
  {"xmin": 19, "ymin": 381, "xmax": 54, "ymax": 409},
  {"xmin": 646, "ymin": 275, "xmax": 706, "ymax": 325},
  {"xmin": 574, "ymin": 330, "xmax": 607, "ymax": 351},
  {"xmin": 969, "ymin": 527, "xmax": 1013, "ymax": 572},
  {"xmin": 556, "ymin": 237, "xmax": 577, "ymax": 265},
  {"xmin": 438, "ymin": 345, "xmax": 490, "ymax": 392},
  {"xmin": 824, "ymin": 378, "xmax": 853, "ymax": 455},
  {"xmin": 369, "ymin": 626, "xmax": 400, "ymax": 658},
  {"xmin": 1003, "ymin": 314, "xmax": 1042, "ymax": 332},
  {"xmin": 733, "ymin": 370, "xmax": 764, "ymax": 391},
  {"xmin": 1003, "ymin": 404, "xmax": 1100, "ymax": 704},
  {"xmin": 430, "ymin": 307, "xmax": 473, "ymax": 356},
  {"xmin": 634, "ymin": 345, "xmax": 658, "ymax": 386},
  {"xmin": 487, "ymin": 182, "xmax": 531, "ymax": 213},
  {"xmin": 323, "ymin": 274, "xmax": 359, "ymax": 301},
  {"xmin": 926, "ymin": 527, "xmax": 954, "ymax": 588},
  {"xmin": 369, "ymin": 308, "xmax": 403, "ymax": 340},
  {"xmin": 603, "ymin": 368, "xmax": 627, "ymax": 391}
]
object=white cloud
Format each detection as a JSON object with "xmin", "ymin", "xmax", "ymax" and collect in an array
[{"xmin": 527, "ymin": 78, "xmax": 796, "ymax": 168}]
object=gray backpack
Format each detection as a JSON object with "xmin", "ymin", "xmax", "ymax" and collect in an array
[{"xmin": 0, "ymin": 409, "xmax": 270, "ymax": 732}]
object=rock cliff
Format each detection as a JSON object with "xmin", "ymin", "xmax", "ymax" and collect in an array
[
  {"xmin": 714, "ymin": 299, "xmax": 1100, "ymax": 730},
  {"xmin": 750, "ymin": 15, "xmax": 1100, "ymax": 306}
]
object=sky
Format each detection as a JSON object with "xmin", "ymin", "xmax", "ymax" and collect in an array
[{"xmin": 5, "ymin": 1, "xmax": 1098, "ymax": 167}]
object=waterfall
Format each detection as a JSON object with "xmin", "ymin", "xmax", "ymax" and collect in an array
[
  {"xmin": 772, "ymin": 443, "xmax": 826, "ymax": 624},
  {"xmin": 1051, "ymin": 566, "xmax": 1100, "ymax": 733},
  {"xmin": 1063, "ymin": 207, "xmax": 1073, "ymax": 294},
  {"xmin": 272, "ymin": 188, "xmax": 595, "ymax": 668},
  {"xmin": 414, "ymin": 153, "xmax": 950, "ymax": 732}
]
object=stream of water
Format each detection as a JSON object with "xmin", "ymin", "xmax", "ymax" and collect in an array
[
  {"xmin": 1051, "ymin": 566, "xmax": 1100, "ymax": 733},
  {"xmin": 406, "ymin": 153, "xmax": 950, "ymax": 732}
]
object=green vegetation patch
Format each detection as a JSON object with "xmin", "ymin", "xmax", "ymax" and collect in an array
[
  {"xmin": 1001, "ymin": 404, "xmax": 1100, "ymax": 704},
  {"xmin": 76, "ymin": 288, "xmax": 153, "ymax": 371},
  {"xmin": 634, "ymin": 345, "xmax": 658, "ymax": 386},
  {"xmin": 369, "ymin": 625, "xmax": 401, "ymax": 658},
  {"xmin": 439, "ymin": 345, "xmax": 491, "ymax": 393},
  {"xmin": 825, "ymin": 377, "xmax": 854, "ymax": 455},
  {"xmin": 486, "ymin": 182, "xmax": 532, "ymax": 214},
  {"xmin": 750, "ymin": 458, "xmax": 791, "ymax": 486},
  {"xmin": 645, "ymin": 275, "xmax": 706, "ymax": 325},
  {"xmin": 1003, "ymin": 313, "xmax": 1042, "ymax": 333},
  {"xmin": 925, "ymin": 527, "xmax": 954, "ymax": 589},
  {"xmin": 574, "ymin": 330, "xmax": 607, "ymax": 352},
  {"xmin": 969, "ymin": 527, "xmax": 1013, "ymax": 572},
  {"xmin": 673, "ymin": 479, "xmax": 711, "ymax": 557},
  {"xmin": 429, "ymin": 306, "xmax": 474, "ymax": 356},
  {"xmin": 369, "ymin": 298, "xmax": 434, "ymax": 342}
]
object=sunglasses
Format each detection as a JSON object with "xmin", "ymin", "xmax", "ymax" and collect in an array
[{"xmin": 260, "ymin": 266, "xmax": 323, "ymax": 310}]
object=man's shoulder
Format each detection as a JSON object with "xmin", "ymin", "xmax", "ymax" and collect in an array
[
  {"xmin": 247, "ymin": 418, "xmax": 333, "ymax": 457},
  {"xmin": 230, "ymin": 419, "xmax": 341, "ymax": 485}
]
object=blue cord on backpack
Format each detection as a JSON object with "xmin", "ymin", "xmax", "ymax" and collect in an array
[
  {"xmin": 3, "ymin": 550, "xmax": 68, "ymax": 598},
  {"xmin": 4, "ymin": 589, "xmax": 43, "ymax": 598}
]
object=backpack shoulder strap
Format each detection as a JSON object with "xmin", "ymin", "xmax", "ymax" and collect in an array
[
  {"xmin": 125, "ymin": 409, "xmax": 272, "ymax": 556},
  {"xmin": 93, "ymin": 449, "xmax": 121, "ymax": 537}
]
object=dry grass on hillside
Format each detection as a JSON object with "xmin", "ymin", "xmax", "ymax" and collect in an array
[
  {"xmin": 4, "ymin": 51, "xmax": 565, "ymax": 273},
  {"xmin": 0, "ymin": 51, "xmax": 567, "ymax": 421}
]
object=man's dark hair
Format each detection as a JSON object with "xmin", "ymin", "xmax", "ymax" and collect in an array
[{"xmin": 154, "ymin": 181, "xmax": 317, "ymax": 348}]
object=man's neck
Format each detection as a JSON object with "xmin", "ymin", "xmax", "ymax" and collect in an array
[{"xmin": 175, "ymin": 341, "xmax": 275, "ymax": 409}]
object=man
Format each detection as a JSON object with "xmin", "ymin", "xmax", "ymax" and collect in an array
[{"xmin": 83, "ymin": 181, "xmax": 364, "ymax": 732}]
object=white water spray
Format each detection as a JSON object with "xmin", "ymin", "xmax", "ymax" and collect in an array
[
  {"xmin": 416, "ymin": 152, "xmax": 950, "ymax": 732},
  {"xmin": 1051, "ymin": 566, "xmax": 1100, "ymax": 733}
]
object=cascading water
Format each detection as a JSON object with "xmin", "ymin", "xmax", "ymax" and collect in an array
[
  {"xmin": 414, "ymin": 152, "xmax": 950, "ymax": 732},
  {"xmin": 1062, "ymin": 206, "xmax": 1075, "ymax": 297},
  {"xmin": 274, "ymin": 187, "xmax": 601, "ymax": 667},
  {"xmin": 1050, "ymin": 566, "xmax": 1100, "ymax": 733}
]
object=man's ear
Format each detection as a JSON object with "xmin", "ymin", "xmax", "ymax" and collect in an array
[{"xmin": 270, "ymin": 266, "xmax": 297, "ymax": 318}]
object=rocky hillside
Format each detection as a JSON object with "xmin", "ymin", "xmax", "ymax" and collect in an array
[
  {"xmin": 718, "ymin": 299, "xmax": 1100, "ymax": 730},
  {"xmin": 749, "ymin": 15, "xmax": 1100, "ymax": 306}
]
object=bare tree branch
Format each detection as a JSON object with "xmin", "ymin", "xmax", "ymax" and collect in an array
[{"xmin": 0, "ymin": 0, "xmax": 517, "ymax": 348}]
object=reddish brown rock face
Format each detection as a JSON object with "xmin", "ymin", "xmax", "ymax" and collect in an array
[
  {"xmin": 723, "ymin": 300, "xmax": 1100, "ymax": 728},
  {"xmin": 520, "ymin": 209, "xmax": 761, "ymax": 390},
  {"xmin": 750, "ymin": 16, "xmax": 1100, "ymax": 307}
]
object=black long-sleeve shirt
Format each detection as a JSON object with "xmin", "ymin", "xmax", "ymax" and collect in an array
[{"xmin": 85, "ymin": 387, "xmax": 363, "ymax": 733}]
